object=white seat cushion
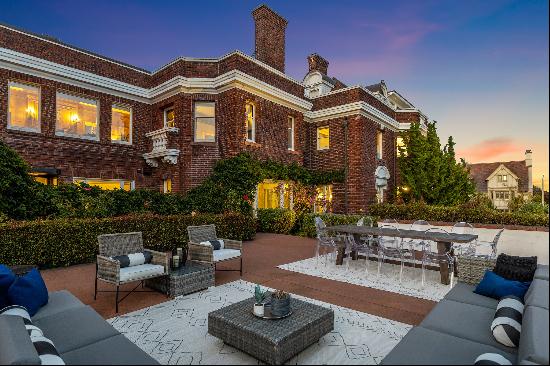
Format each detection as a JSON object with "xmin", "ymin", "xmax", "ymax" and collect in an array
[
  {"xmin": 213, "ymin": 249, "xmax": 241, "ymax": 263},
  {"xmin": 119, "ymin": 264, "xmax": 164, "ymax": 283}
]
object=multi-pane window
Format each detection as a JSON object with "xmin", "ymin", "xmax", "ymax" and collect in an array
[
  {"xmin": 396, "ymin": 136, "xmax": 406, "ymax": 157},
  {"xmin": 288, "ymin": 116, "xmax": 295, "ymax": 150},
  {"xmin": 163, "ymin": 179, "xmax": 172, "ymax": 193},
  {"xmin": 164, "ymin": 107, "xmax": 175, "ymax": 128},
  {"xmin": 56, "ymin": 92, "xmax": 98, "ymax": 140},
  {"xmin": 246, "ymin": 103, "xmax": 255, "ymax": 142},
  {"xmin": 495, "ymin": 191, "xmax": 510, "ymax": 200},
  {"xmin": 497, "ymin": 174, "xmax": 508, "ymax": 182},
  {"xmin": 376, "ymin": 130, "xmax": 383, "ymax": 159},
  {"xmin": 315, "ymin": 185, "xmax": 333, "ymax": 213},
  {"xmin": 257, "ymin": 181, "xmax": 279, "ymax": 209},
  {"xmin": 194, "ymin": 101, "xmax": 216, "ymax": 142},
  {"xmin": 317, "ymin": 126, "xmax": 329, "ymax": 150},
  {"xmin": 111, "ymin": 105, "xmax": 131, "ymax": 143},
  {"xmin": 73, "ymin": 178, "xmax": 133, "ymax": 191},
  {"xmin": 8, "ymin": 82, "xmax": 40, "ymax": 132}
]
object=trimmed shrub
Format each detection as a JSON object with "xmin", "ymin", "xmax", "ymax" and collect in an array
[
  {"xmin": 0, "ymin": 212, "xmax": 256, "ymax": 268},
  {"xmin": 366, "ymin": 202, "xmax": 549, "ymax": 227},
  {"xmin": 295, "ymin": 213, "xmax": 377, "ymax": 238},
  {"xmin": 257, "ymin": 209, "xmax": 297, "ymax": 234}
]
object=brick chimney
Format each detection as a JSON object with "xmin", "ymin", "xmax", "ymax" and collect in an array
[
  {"xmin": 307, "ymin": 53, "xmax": 329, "ymax": 75},
  {"xmin": 252, "ymin": 5, "xmax": 288, "ymax": 73},
  {"xmin": 525, "ymin": 149, "xmax": 533, "ymax": 193}
]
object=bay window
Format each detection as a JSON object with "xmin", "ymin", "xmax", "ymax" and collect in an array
[
  {"xmin": 56, "ymin": 92, "xmax": 98, "ymax": 140},
  {"xmin": 246, "ymin": 102, "xmax": 255, "ymax": 142},
  {"xmin": 194, "ymin": 101, "xmax": 216, "ymax": 142},
  {"xmin": 8, "ymin": 81, "xmax": 40, "ymax": 132},
  {"xmin": 111, "ymin": 105, "xmax": 132, "ymax": 143}
]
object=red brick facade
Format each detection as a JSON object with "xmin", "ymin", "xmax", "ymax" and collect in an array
[{"xmin": 0, "ymin": 5, "xmax": 427, "ymax": 213}]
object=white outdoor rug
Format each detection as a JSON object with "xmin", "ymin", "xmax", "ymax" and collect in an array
[
  {"xmin": 278, "ymin": 255, "xmax": 454, "ymax": 302},
  {"xmin": 109, "ymin": 280, "xmax": 411, "ymax": 365}
]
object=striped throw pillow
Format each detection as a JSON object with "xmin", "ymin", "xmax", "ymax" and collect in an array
[
  {"xmin": 474, "ymin": 353, "xmax": 512, "ymax": 365},
  {"xmin": 0, "ymin": 305, "xmax": 65, "ymax": 365},
  {"xmin": 491, "ymin": 295, "xmax": 524, "ymax": 347},
  {"xmin": 111, "ymin": 251, "xmax": 152, "ymax": 268}
]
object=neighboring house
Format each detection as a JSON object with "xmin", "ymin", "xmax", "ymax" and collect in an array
[
  {"xmin": 468, "ymin": 150, "xmax": 533, "ymax": 210},
  {"xmin": 0, "ymin": 5, "xmax": 430, "ymax": 214}
]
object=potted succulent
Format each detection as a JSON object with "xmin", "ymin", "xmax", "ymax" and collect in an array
[
  {"xmin": 270, "ymin": 290, "xmax": 291, "ymax": 317},
  {"xmin": 254, "ymin": 285, "xmax": 267, "ymax": 317}
]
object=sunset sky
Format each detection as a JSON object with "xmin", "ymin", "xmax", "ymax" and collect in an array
[{"xmin": 1, "ymin": 0, "xmax": 548, "ymax": 188}]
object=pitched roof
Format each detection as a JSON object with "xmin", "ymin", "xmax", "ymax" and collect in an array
[
  {"xmin": 365, "ymin": 82, "xmax": 384, "ymax": 94},
  {"xmin": 468, "ymin": 160, "xmax": 529, "ymax": 192}
]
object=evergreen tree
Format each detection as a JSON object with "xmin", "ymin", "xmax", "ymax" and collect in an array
[{"xmin": 398, "ymin": 122, "xmax": 475, "ymax": 205}]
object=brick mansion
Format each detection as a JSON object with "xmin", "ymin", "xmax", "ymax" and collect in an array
[{"xmin": 0, "ymin": 5, "xmax": 430, "ymax": 214}]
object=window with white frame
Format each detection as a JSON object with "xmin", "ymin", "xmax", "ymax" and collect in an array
[
  {"xmin": 245, "ymin": 102, "xmax": 255, "ymax": 142},
  {"xmin": 73, "ymin": 178, "xmax": 134, "ymax": 191},
  {"xmin": 111, "ymin": 105, "xmax": 132, "ymax": 143},
  {"xmin": 288, "ymin": 116, "xmax": 295, "ymax": 150},
  {"xmin": 164, "ymin": 107, "xmax": 175, "ymax": 128},
  {"xmin": 497, "ymin": 174, "xmax": 508, "ymax": 182},
  {"xmin": 194, "ymin": 101, "xmax": 216, "ymax": 142},
  {"xmin": 8, "ymin": 81, "xmax": 41, "ymax": 132},
  {"xmin": 376, "ymin": 130, "xmax": 383, "ymax": 159},
  {"xmin": 56, "ymin": 92, "xmax": 98, "ymax": 140},
  {"xmin": 317, "ymin": 126, "xmax": 329, "ymax": 150}
]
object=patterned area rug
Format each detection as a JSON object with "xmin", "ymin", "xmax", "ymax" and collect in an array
[
  {"xmin": 278, "ymin": 255, "xmax": 454, "ymax": 302},
  {"xmin": 109, "ymin": 280, "xmax": 411, "ymax": 365}
]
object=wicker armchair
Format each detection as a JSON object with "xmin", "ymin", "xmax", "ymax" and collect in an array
[
  {"xmin": 94, "ymin": 232, "xmax": 169, "ymax": 313},
  {"xmin": 187, "ymin": 224, "xmax": 243, "ymax": 276}
]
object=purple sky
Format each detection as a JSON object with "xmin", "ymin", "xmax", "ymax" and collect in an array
[{"xmin": 1, "ymin": 0, "xmax": 548, "ymax": 186}]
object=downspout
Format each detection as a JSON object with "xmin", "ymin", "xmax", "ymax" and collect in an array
[{"xmin": 344, "ymin": 117, "xmax": 349, "ymax": 214}]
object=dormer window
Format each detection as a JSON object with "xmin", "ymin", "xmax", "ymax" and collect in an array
[{"xmin": 498, "ymin": 174, "xmax": 508, "ymax": 182}]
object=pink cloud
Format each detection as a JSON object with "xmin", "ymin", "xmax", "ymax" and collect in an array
[{"xmin": 457, "ymin": 138, "xmax": 524, "ymax": 163}]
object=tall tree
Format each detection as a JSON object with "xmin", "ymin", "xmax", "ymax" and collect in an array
[{"xmin": 398, "ymin": 122, "xmax": 475, "ymax": 205}]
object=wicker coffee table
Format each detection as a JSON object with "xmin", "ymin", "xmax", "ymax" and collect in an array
[
  {"xmin": 145, "ymin": 261, "xmax": 214, "ymax": 297},
  {"xmin": 208, "ymin": 296, "xmax": 334, "ymax": 365}
]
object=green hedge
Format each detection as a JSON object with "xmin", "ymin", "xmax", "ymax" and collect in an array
[
  {"xmin": 366, "ymin": 203, "xmax": 549, "ymax": 227},
  {"xmin": 295, "ymin": 213, "xmax": 377, "ymax": 238},
  {"xmin": 257, "ymin": 209, "xmax": 297, "ymax": 234},
  {"xmin": 0, "ymin": 212, "xmax": 256, "ymax": 268}
]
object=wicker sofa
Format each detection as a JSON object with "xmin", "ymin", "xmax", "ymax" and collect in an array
[
  {"xmin": 187, "ymin": 224, "xmax": 243, "ymax": 275},
  {"xmin": 382, "ymin": 257, "xmax": 549, "ymax": 365},
  {"xmin": 0, "ymin": 290, "xmax": 158, "ymax": 365}
]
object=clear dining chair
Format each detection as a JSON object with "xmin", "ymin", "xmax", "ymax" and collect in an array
[
  {"xmin": 342, "ymin": 216, "xmax": 376, "ymax": 276},
  {"xmin": 406, "ymin": 220, "xmax": 432, "ymax": 254},
  {"xmin": 420, "ymin": 227, "xmax": 454, "ymax": 287},
  {"xmin": 314, "ymin": 217, "xmax": 338, "ymax": 267},
  {"xmin": 376, "ymin": 224, "xmax": 413, "ymax": 282},
  {"xmin": 475, "ymin": 228, "xmax": 504, "ymax": 259},
  {"xmin": 451, "ymin": 222, "xmax": 477, "ymax": 257}
]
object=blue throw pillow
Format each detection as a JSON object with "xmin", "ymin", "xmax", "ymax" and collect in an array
[
  {"xmin": 7, "ymin": 268, "xmax": 49, "ymax": 317},
  {"xmin": 475, "ymin": 270, "xmax": 531, "ymax": 301},
  {"xmin": 0, "ymin": 265, "xmax": 16, "ymax": 309}
]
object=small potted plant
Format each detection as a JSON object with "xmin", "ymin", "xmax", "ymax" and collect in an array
[
  {"xmin": 254, "ymin": 285, "xmax": 267, "ymax": 317},
  {"xmin": 270, "ymin": 290, "xmax": 291, "ymax": 317}
]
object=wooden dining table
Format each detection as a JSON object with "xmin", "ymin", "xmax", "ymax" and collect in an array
[{"xmin": 326, "ymin": 225, "xmax": 478, "ymax": 285}]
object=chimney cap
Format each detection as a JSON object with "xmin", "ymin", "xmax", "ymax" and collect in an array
[{"xmin": 252, "ymin": 4, "xmax": 288, "ymax": 27}]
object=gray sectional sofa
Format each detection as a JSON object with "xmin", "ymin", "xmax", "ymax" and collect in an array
[
  {"xmin": 0, "ymin": 290, "xmax": 158, "ymax": 365},
  {"xmin": 382, "ymin": 264, "xmax": 549, "ymax": 365}
]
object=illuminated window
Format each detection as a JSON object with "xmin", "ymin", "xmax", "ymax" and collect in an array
[
  {"xmin": 56, "ymin": 92, "xmax": 98, "ymax": 140},
  {"xmin": 315, "ymin": 185, "xmax": 333, "ymax": 213},
  {"xmin": 288, "ymin": 116, "xmax": 295, "ymax": 150},
  {"xmin": 164, "ymin": 107, "xmax": 175, "ymax": 128},
  {"xmin": 74, "ymin": 178, "xmax": 133, "ymax": 191},
  {"xmin": 376, "ymin": 130, "xmax": 383, "ymax": 159},
  {"xmin": 396, "ymin": 136, "xmax": 407, "ymax": 157},
  {"xmin": 246, "ymin": 103, "xmax": 255, "ymax": 142},
  {"xmin": 163, "ymin": 178, "xmax": 172, "ymax": 193},
  {"xmin": 317, "ymin": 126, "xmax": 329, "ymax": 150},
  {"xmin": 111, "ymin": 105, "xmax": 131, "ymax": 143},
  {"xmin": 31, "ymin": 174, "xmax": 57, "ymax": 186},
  {"xmin": 194, "ymin": 101, "xmax": 215, "ymax": 142},
  {"xmin": 8, "ymin": 82, "xmax": 40, "ymax": 132},
  {"xmin": 498, "ymin": 175, "xmax": 508, "ymax": 182},
  {"xmin": 257, "ymin": 181, "xmax": 280, "ymax": 209}
]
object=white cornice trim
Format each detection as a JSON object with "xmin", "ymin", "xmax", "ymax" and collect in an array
[
  {"xmin": 306, "ymin": 101, "xmax": 400, "ymax": 131},
  {"xmin": 308, "ymin": 84, "xmax": 397, "ymax": 111}
]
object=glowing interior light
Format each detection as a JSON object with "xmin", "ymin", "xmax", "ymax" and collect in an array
[
  {"xmin": 70, "ymin": 114, "xmax": 80, "ymax": 123},
  {"xmin": 26, "ymin": 105, "xmax": 36, "ymax": 117},
  {"xmin": 10, "ymin": 86, "xmax": 24, "ymax": 91},
  {"xmin": 79, "ymin": 102, "xmax": 97, "ymax": 107}
]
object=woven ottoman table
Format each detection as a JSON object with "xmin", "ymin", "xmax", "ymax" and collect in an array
[
  {"xmin": 208, "ymin": 296, "xmax": 334, "ymax": 365},
  {"xmin": 145, "ymin": 261, "xmax": 214, "ymax": 297}
]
